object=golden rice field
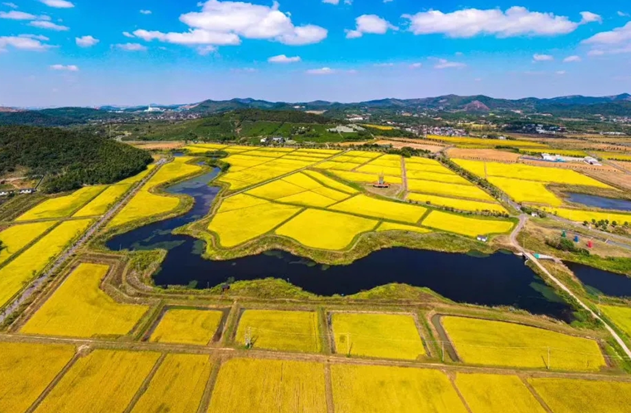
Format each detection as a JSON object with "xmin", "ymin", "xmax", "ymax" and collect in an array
[
  {"xmin": 442, "ymin": 317, "xmax": 606, "ymax": 371},
  {"xmin": 546, "ymin": 208, "xmax": 631, "ymax": 224},
  {"xmin": 209, "ymin": 358, "xmax": 327, "ymax": 413},
  {"xmin": 488, "ymin": 177, "xmax": 563, "ymax": 206},
  {"xmin": 528, "ymin": 378, "xmax": 631, "ymax": 413},
  {"xmin": 302, "ymin": 170, "xmax": 358, "ymax": 194},
  {"xmin": 276, "ymin": 209, "xmax": 378, "ymax": 250},
  {"xmin": 73, "ymin": 183, "xmax": 132, "ymax": 217},
  {"xmin": 332, "ymin": 313, "xmax": 425, "ymax": 360},
  {"xmin": 328, "ymin": 170, "xmax": 403, "ymax": 185},
  {"xmin": 34, "ymin": 350, "xmax": 160, "ymax": 413},
  {"xmin": 377, "ymin": 222, "xmax": 432, "ymax": 234},
  {"xmin": 405, "ymin": 159, "xmax": 450, "ymax": 171},
  {"xmin": 218, "ymin": 156, "xmax": 314, "ymax": 190},
  {"xmin": 21, "ymin": 263, "xmax": 148, "ymax": 338},
  {"xmin": 407, "ymin": 170, "xmax": 471, "ymax": 184},
  {"xmin": 455, "ymin": 373, "xmax": 547, "ymax": 413},
  {"xmin": 363, "ymin": 124, "xmax": 394, "ymax": 130},
  {"xmin": 426, "ymin": 135, "xmax": 547, "ymax": 148},
  {"xmin": 422, "ymin": 211, "xmax": 514, "ymax": 237},
  {"xmin": 0, "ymin": 221, "xmax": 55, "ymax": 266},
  {"xmin": 0, "ymin": 219, "xmax": 92, "ymax": 308},
  {"xmin": 408, "ymin": 193, "xmax": 508, "ymax": 214},
  {"xmin": 0, "ymin": 342, "xmax": 75, "ymax": 413},
  {"xmin": 235, "ymin": 310, "xmax": 321, "ymax": 352},
  {"xmin": 331, "ymin": 365, "xmax": 468, "ymax": 413},
  {"xmin": 332, "ymin": 155, "xmax": 371, "ymax": 164},
  {"xmin": 131, "ymin": 354, "xmax": 212, "ymax": 413},
  {"xmin": 150, "ymin": 308, "xmax": 223, "ymax": 345},
  {"xmin": 16, "ymin": 185, "xmax": 106, "ymax": 221},
  {"xmin": 330, "ymin": 194, "xmax": 427, "ymax": 224},
  {"xmin": 601, "ymin": 305, "xmax": 631, "ymax": 339},
  {"xmin": 522, "ymin": 148, "xmax": 588, "ymax": 157},
  {"xmin": 356, "ymin": 164, "xmax": 401, "ymax": 176},
  {"xmin": 246, "ymin": 172, "xmax": 350, "ymax": 207},
  {"xmin": 316, "ymin": 161, "xmax": 360, "ymax": 171},
  {"xmin": 215, "ymin": 193, "xmax": 268, "ymax": 213},
  {"xmin": 407, "ymin": 179, "xmax": 495, "ymax": 201},
  {"xmin": 595, "ymin": 151, "xmax": 631, "ymax": 162},
  {"xmin": 346, "ymin": 150, "xmax": 382, "ymax": 158}
]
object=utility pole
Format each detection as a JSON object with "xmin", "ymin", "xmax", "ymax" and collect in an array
[{"xmin": 547, "ymin": 347, "xmax": 551, "ymax": 370}]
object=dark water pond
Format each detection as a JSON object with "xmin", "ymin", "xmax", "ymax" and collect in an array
[
  {"xmin": 565, "ymin": 262, "xmax": 631, "ymax": 298},
  {"xmin": 567, "ymin": 193, "xmax": 631, "ymax": 212},
  {"xmin": 107, "ymin": 169, "xmax": 574, "ymax": 321}
]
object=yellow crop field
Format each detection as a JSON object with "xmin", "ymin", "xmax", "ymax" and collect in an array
[
  {"xmin": 276, "ymin": 209, "xmax": 378, "ymax": 250},
  {"xmin": 329, "ymin": 170, "xmax": 403, "ymax": 184},
  {"xmin": 363, "ymin": 124, "xmax": 394, "ymax": 130},
  {"xmin": 422, "ymin": 211, "xmax": 514, "ymax": 237},
  {"xmin": 356, "ymin": 164, "xmax": 401, "ymax": 176},
  {"xmin": 408, "ymin": 193, "xmax": 508, "ymax": 214},
  {"xmin": 73, "ymin": 183, "xmax": 132, "ymax": 217},
  {"xmin": 223, "ymin": 154, "xmax": 273, "ymax": 168},
  {"xmin": 346, "ymin": 150, "xmax": 382, "ymax": 158},
  {"xmin": 21, "ymin": 263, "xmax": 148, "ymax": 338},
  {"xmin": 146, "ymin": 157, "xmax": 203, "ymax": 188},
  {"xmin": 297, "ymin": 148, "xmax": 340, "ymax": 155},
  {"xmin": 247, "ymin": 179, "xmax": 307, "ymax": 199},
  {"xmin": 407, "ymin": 157, "xmax": 441, "ymax": 165},
  {"xmin": 529, "ymin": 378, "xmax": 631, "ymax": 413},
  {"xmin": 115, "ymin": 164, "xmax": 156, "ymax": 185},
  {"xmin": 223, "ymin": 146, "xmax": 254, "ymax": 154},
  {"xmin": 406, "ymin": 163, "xmax": 456, "ymax": 174},
  {"xmin": 282, "ymin": 155, "xmax": 325, "ymax": 163},
  {"xmin": 523, "ymin": 148, "xmax": 588, "ymax": 157},
  {"xmin": 277, "ymin": 191, "xmax": 339, "ymax": 207},
  {"xmin": 427, "ymin": 135, "xmax": 547, "ymax": 148},
  {"xmin": 331, "ymin": 365, "xmax": 468, "ymax": 413},
  {"xmin": 216, "ymin": 193, "xmax": 268, "ymax": 213},
  {"xmin": 209, "ymin": 358, "xmax": 327, "ymax": 413},
  {"xmin": 407, "ymin": 170, "xmax": 471, "ymax": 184},
  {"xmin": 0, "ymin": 219, "xmax": 92, "ymax": 308},
  {"xmin": 150, "ymin": 308, "xmax": 223, "ymax": 345},
  {"xmin": 208, "ymin": 201, "xmax": 301, "ymax": 247},
  {"xmin": 377, "ymin": 222, "xmax": 432, "ymax": 234},
  {"xmin": 219, "ymin": 161, "xmax": 310, "ymax": 190},
  {"xmin": 0, "ymin": 342, "xmax": 75, "ymax": 413},
  {"xmin": 595, "ymin": 151, "xmax": 631, "ymax": 162},
  {"xmin": 35, "ymin": 349, "xmax": 160, "ymax": 413},
  {"xmin": 131, "ymin": 354, "xmax": 212, "ymax": 413},
  {"xmin": 489, "ymin": 177, "xmax": 563, "ymax": 206},
  {"xmin": 456, "ymin": 373, "xmax": 547, "ymax": 413},
  {"xmin": 235, "ymin": 310, "xmax": 321, "ymax": 352},
  {"xmin": 303, "ymin": 170, "xmax": 358, "ymax": 194},
  {"xmin": 331, "ymin": 194, "xmax": 427, "ymax": 224},
  {"xmin": 332, "ymin": 313, "xmax": 426, "ymax": 360},
  {"xmin": 316, "ymin": 161, "xmax": 359, "ymax": 171},
  {"xmin": 188, "ymin": 143, "xmax": 227, "ymax": 150},
  {"xmin": 0, "ymin": 221, "xmax": 55, "ymax": 266},
  {"xmin": 547, "ymin": 208, "xmax": 631, "ymax": 224},
  {"xmin": 244, "ymin": 150, "xmax": 292, "ymax": 158},
  {"xmin": 601, "ymin": 306, "xmax": 631, "ymax": 338},
  {"xmin": 16, "ymin": 185, "xmax": 105, "ymax": 221},
  {"xmin": 442, "ymin": 316, "xmax": 606, "ymax": 371},
  {"xmin": 408, "ymin": 179, "xmax": 495, "ymax": 201}
]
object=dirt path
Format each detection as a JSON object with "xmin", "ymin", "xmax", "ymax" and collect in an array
[{"xmin": 401, "ymin": 156, "xmax": 408, "ymax": 193}]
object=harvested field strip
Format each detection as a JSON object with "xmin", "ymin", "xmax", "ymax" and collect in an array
[
  {"xmin": 546, "ymin": 208, "xmax": 631, "ymax": 224},
  {"xmin": 489, "ymin": 177, "xmax": 562, "ymax": 206},
  {"xmin": 422, "ymin": 211, "xmax": 514, "ymax": 237},
  {"xmin": 407, "ymin": 171, "xmax": 471, "ymax": 184},
  {"xmin": 529, "ymin": 378, "xmax": 631, "ymax": 413},
  {"xmin": 0, "ymin": 221, "xmax": 56, "ymax": 266},
  {"xmin": 276, "ymin": 209, "xmax": 378, "ymax": 250},
  {"xmin": 16, "ymin": 185, "xmax": 106, "ymax": 221},
  {"xmin": 21, "ymin": 263, "xmax": 148, "ymax": 338},
  {"xmin": 377, "ymin": 222, "xmax": 432, "ymax": 234},
  {"xmin": 408, "ymin": 179, "xmax": 495, "ymax": 201},
  {"xmin": 35, "ymin": 350, "xmax": 161, "ymax": 413},
  {"xmin": 455, "ymin": 373, "xmax": 547, "ymax": 413},
  {"xmin": 303, "ymin": 170, "xmax": 358, "ymax": 194},
  {"xmin": 208, "ymin": 358, "xmax": 327, "ymax": 413},
  {"xmin": 330, "ymin": 194, "xmax": 427, "ymax": 224},
  {"xmin": 331, "ymin": 364, "xmax": 468, "ymax": 413},
  {"xmin": 131, "ymin": 354, "xmax": 212, "ymax": 413},
  {"xmin": 235, "ymin": 310, "xmax": 321, "ymax": 352},
  {"xmin": 442, "ymin": 316, "xmax": 606, "ymax": 371},
  {"xmin": 0, "ymin": 219, "xmax": 92, "ymax": 308},
  {"xmin": 408, "ymin": 193, "xmax": 508, "ymax": 214},
  {"xmin": 150, "ymin": 309, "xmax": 223, "ymax": 345},
  {"xmin": 329, "ymin": 170, "xmax": 403, "ymax": 185},
  {"xmin": 0, "ymin": 342, "xmax": 75, "ymax": 413},
  {"xmin": 73, "ymin": 183, "xmax": 132, "ymax": 217}
]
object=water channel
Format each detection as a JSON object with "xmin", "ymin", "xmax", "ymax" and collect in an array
[
  {"xmin": 107, "ymin": 168, "xmax": 575, "ymax": 321},
  {"xmin": 565, "ymin": 262, "xmax": 631, "ymax": 298},
  {"xmin": 567, "ymin": 193, "xmax": 631, "ymax": 212}
]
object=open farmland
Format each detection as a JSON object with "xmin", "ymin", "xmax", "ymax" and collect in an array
[
  {"xmin": 330, "ymin": 194, "xmax": 427, "ymax": 224},
  {"xmin": 546, "ymin": 208, "xmax": 631, "ymax": 225},
  {"xmin": 408, "ymin": 193, "xmax": 508, "ymax": 214},
  {"xmin": 0, "ymin": 221, "xmax": 56, "ymax": 266},
  {"xmin": 331, "ymin": 313, "xmax": 426, "ymax": 360},
  {"xmin": 150, "ymin": 308, "xmax": 223, "ymax": 345},
  {"xmin": 328, "ymin": 170, "xmax": 403, "ymax": 185},
  {"xmin": 422, "ymin": 211, "xmax": 514, "ymax": 237},
  {"xmin": 235, "ymin": 310, "xmax": 321, "ymax": 352},
  {"xmin": 447, "ymin": 148, "xmax": 523, "ymax": 162},
  {"xmin": 21, "ymin": 263, "xmax": 148, "ymax": 338},
  {"xmin": 441, "ymin": 316, "xmax": 606, "ymax": 371},
  {"xmin": 408, "ymin": 179, "xmax": 495, "ymax": 201},
  {"xmin": 426, "ymin": 135, "xmax": 548, "ymax": 148},
  {"xmin": 601, "ymin": 306, "xmax": 631, "ymax": 339},
  {"xmin": 456, "ymin": 373, "xmax": 547, "ymax": 413},
  {"xmin": 529, "ymin": 378, "xmax": 631, "ymax": 413},
  {"xmin": 377, "ymin": 222, "xmax": 432, "ymax": 234},
  {"xmin": 489, "ymin": 177, "xmax": 563, "ymax": 206},
  {"xmin": 209, "ymin": 358, "xmax": 327, "ymax": 413},
  {"xmin": 16, "ymin": 185, "xmax": 106, "ymax": 221}
]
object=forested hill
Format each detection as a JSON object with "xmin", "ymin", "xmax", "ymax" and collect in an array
[{"xmin": 0, "ymin": 126, "xmax": 153, "ymax": 193}]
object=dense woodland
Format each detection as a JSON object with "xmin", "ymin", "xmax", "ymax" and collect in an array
[{"xmin": 0, "ymin": 126, "xmax": 152, "ymax": 193}]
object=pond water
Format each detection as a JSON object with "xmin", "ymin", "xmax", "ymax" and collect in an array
[
  {"xmin": 567, "ymin": 193, "xmax": 631, "ymax": 212},
  {"xmin": 107, "ymin": 169, "xmax": 574, "ymax": 322},
  {"xmin": 565, "ymin": 262, "xmax": 631, "ymax": 298}
]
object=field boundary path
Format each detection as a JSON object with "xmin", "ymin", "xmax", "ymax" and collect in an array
[{"xmin": 0, "ymin": 159, "xmax": 167, "ymax": 324}]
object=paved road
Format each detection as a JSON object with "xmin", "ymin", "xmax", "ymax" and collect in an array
[{"xmin": 0, "ymin": 159, "xmax": 166, "ymax": 324}]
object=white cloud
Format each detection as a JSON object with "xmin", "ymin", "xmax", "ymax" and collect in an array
[
  {"xmin": 583, "ymin": 22, "xmax": 631, "ymax": 45},
  {"xmin": 533, "ymin": 53, "xmax": 554, "ymax": 61},
  {"xmin": 122, "ymin": 31, "xmax": 135, "ymax": 38},
  {"xmin": 618, "ymin": 11, "xmax": 630, "ymax": 17},
  {"xmin": 50, "ymin": 64, "xmax": 78, "ymax": 71},
  {"xmin": 556, "ymin": 70, "xmax": 566, "ymax": 75},
  {"xmin": 20, "ymin": 34, "xmax": 49, "ymax": 41},
  {"xmin": 322, "ymin": 0, "xmax": 339, "ymax": 4},
  {"xmin": 433, "ymin": 58, "xmax": 466, "ymax": 69},
  {"xmin": 268, "ymin": 54, "xmax": 301, "ymax": 63},
  {"xmin": 133, "ymin": 29, "xmax": 241, "ymax": 46},
  {"xmin": 115, "ymin": 43, "xmax": 147, "ymax": 51},
  {"xmin": 140, "ymin": 9, "xmax": 152, "ymax": 15},
  {"xmin": 232, "ymin": 67, "xmax": 257, "ymax": 72},
  {"xmin": 0, "ymin": 35, "xmax": 50, "ymax": 51},
  {"xmin": 0, "ymin": 11, "xmax": 36, "ymax": 19},
  {"xmin": 409, "ymin": 62, "xmax": 422, "ymax": 68},
  {"xmin": 374, "ymin": 63, "xmax": 394, "ymax": 67},
  {"xmin": 588, "ymin": 45, "xmax": 631, "ymax": 56},
  {"xmin": 588, "ymin": 49, "xmax": 605, "ymax": 56},
  {"xmin": 346, "ymin": 14, "xmax": 396, "ymax": 39},
  {"xmin": 306, "ymin": 67, "xmax": 335, "ymax": 75},
  {"xmin": 29, "ymin": 20, "xmax": 69, "ymax": 30},
  {"xmin": 403, "ymin": 6, "xmax": 587, "ymax": 38},
  {"xmin": 76, "ymin": 35, "xmax": 99, "ymax": 47},
  {"xmin": 384, "ymin": 0, "xmax": 394, "ymax": 3},
  {"xmin": 2, "ymin": 3, "xmax": 18, "ymax": 8},
  {"xmin": 197, "ymin": 45, "xmax": 217, "ymax": 55},
  {"xmin": 563, "ymin": 55, "xmax": 581, "ymax": 62},
  {"xmin": 39, "ymin": 0, "xmax": 74, "ymax": 8},
  {"xmin": 580, "ymin": 12, "xmax": 602, "ymax": 24}
]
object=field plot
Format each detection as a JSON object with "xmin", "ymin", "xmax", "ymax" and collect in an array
[
  {"xmin": 303, "ymin": 170, "xmax": 359, "ymax": 194},
  {"xmin": 407, "ymin": 179, "xmax": 495, "ymax": 201},
  {"xmin": 488, "ymin": 177, "xmax": 563, "ymax": 206},
  {"xmin": 0, "ymin": 219, "xmax": 92, "ymax": 308},
  {"xmin": 16, "ymin": 185, "xmax": 105, "ymax": 221},
  {"xmin": 408, "ymin": 193, "xmax": 508, "ymax": 214},
  {"xmin": 407, "ymin": 170, "xmax": 471, "ymax": 184},
  {"xmin": 546, "ymin": 208, "xmax": 631, "ymax": 225},
  {"xmin": 331, "ymin": 364, "xmax": 468, "ymax": 413},
  {"xmin": 442, "ymin": 316, "xmax": 606, "ymax": 371},
  {"xmin": 35, "ymin": 349, "xmax": 160, "ymax": 413},
  {"xmin": 21, "ymin": 263, "xmax": 148, "ymax": 338},
  {"xmin": 0, "ymin": 342, "xmax": 75, "ymax": 413},
  {"xmin": 315, "ymin": 161, "xmax": 359, "ymax": 171},
  {"xmin": 218, "ymin": 156, "xmax": 314, "ymax": 190},
  {"xmin": 209, "ymin": 358, "xmax": 327, "ymax": 413},
  {"xmin": 447, "ymin": 148, "xmax": 523, "ymax": 162},
  {"xmin": 150, "ymin": 308, "xmax": 223, "ymax": 345},
  {"xmin": 330, "ymin": 194, "xmax": 427, "ymax": 224},
  {"xmin": 332, "ymin": 313, "xmax": 425, "ymax": 360},
  {"xmin": 595, "ymin": 151, "xmax": 631, "ymax": 162},
  {"xmin": 601, "ymin": 306, "xmax": 631, "ymax": 339},
  {"xmin": 235, "ymin": 310, "xmax": 320, "ymax": 352},
  {"xmin": 427, "ymin": 135, "xmax": 547, "ymax": 148},
  {"xmin": 456, "ymin": 373, "xmax": 547, "ymax": 413},
  {"xmin": 131, "ymin": 354, "xmax": 212, "ymax": 413},
  {"xmin": 422, "ymin": 211, "xmax": 513, "ymax": 237},
  {"xmin": 276, "ymin": 209, "xmax": 378, "ymax": 250},
  {"xmin": 73, "ymin": 183, "xmax": 132, "ymax": 217},
  {"xmin": 0, "ymin": 221, "xmax": 56, "ymax": 266},
  {"xmin": 377, "ymin": 222, "xmax": 432, "ymax": 234},
  {"xmin": 529, "ymin": 378, "xmax": 631, "ymax": 413},
  {"xmin": 328, "ymin": 170, "xmax": 403, "ymax": 185}
]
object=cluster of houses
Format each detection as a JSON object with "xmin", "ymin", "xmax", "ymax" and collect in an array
[
  {"xmin": 0, "ymin": 188, "xmax": 34, "ymax": 197},
  {"xmin": 539, "ymin": 153, "xmax": 602, "ymax": 166}
]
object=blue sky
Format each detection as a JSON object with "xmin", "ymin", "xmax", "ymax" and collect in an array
[{"xmin": 1, "ymin": 0, "xmax": 631, "ymax": 107}]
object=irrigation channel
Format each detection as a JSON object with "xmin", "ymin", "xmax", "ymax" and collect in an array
[
  {"xmin": 109, "ymin": 168, "xmax": 578, "ymax": 321},
  {"xmin": 565, "ymin": 262, "xmax": 631, "ymax": 298},
  {"xmin": 567, "ymin": 193, "xmax": 631, "ymax": 212}
]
